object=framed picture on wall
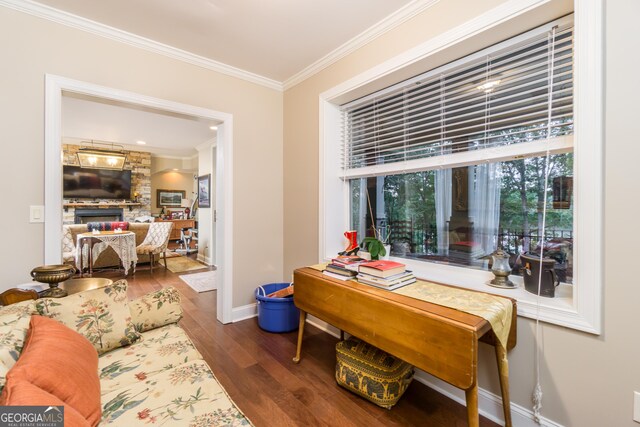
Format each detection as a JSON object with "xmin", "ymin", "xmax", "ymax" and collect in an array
[
  {"xmin": 198, "ymin": 174, "xmax": 211, "ymax": 208},
  {"xmin": 157, "ymin": 189, "xmax": 185, "ymax": 207}
]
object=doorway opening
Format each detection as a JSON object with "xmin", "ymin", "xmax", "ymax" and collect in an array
[{"xmin": 44, "ymin": 74, "xmax": 234, "ymax": 323}]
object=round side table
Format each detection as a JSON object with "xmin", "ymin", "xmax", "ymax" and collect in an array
[{"xmin": 57, "ymin": 278, "xmax": 114, "ymax": 296}]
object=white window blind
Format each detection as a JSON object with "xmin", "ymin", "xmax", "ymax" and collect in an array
[{"xmin": 341, "ymin": 17, "xmax": 574, "ymax": 178}]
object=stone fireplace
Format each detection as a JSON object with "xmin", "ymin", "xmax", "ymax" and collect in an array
[{"xmin": 62, "ymin": 144, "xmax": 151, "ymax": 224}]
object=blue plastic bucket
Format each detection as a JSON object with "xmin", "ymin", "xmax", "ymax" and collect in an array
[{"xmin": 255, "ymin": 283, "xmax": 299, "ymax": 333}]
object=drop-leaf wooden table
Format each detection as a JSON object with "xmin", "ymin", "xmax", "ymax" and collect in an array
[{"xmin": 292, "ymin": 267, "xmax": 517, "ymax": 427}]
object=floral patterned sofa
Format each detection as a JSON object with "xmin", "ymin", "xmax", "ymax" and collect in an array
[{"xmin": 0, "ymin": 281, "xmax": 251, "ymax": 426}]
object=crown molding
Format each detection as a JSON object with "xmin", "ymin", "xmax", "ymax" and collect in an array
[
  {"xmin": 0, "ymin": 0, "xmax": 283, "ymax": 91},
  {"xmin": 320, "ymin": 0, "xmax": 555, "ymax": 102},
  {"xmin": 283, "ymin": 0, "xmax": 440, "ymax": 91}
]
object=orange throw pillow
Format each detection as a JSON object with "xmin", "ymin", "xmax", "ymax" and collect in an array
[
  {"xmin": 6, "ymin": 316, "xmax": 101, "ymax": 426},
  {"xmin": 0, "ymin": 379, "xmax": 90, "ymax": 427}
]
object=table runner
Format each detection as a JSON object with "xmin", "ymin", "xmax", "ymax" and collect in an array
[
  {"xmin": 309, "ymin": 263, "xmax": 512, "ymax": 349},
  {"xmin": 394, "ymin": 281, "xmax": 512, "ymax": 349}
]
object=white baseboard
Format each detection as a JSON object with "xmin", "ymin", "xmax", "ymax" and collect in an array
[
  {"xmin": 414, "ymin": 373, "xmax": 564, "ymax": 427},
  {"xmin": 232, "ymin": 302, "xmax": 257, "ymax": 322},
  {"xmin": 306, "ymin": 315, "xmax": 342, "ymax": 338},
  {"xmin": 197, "ymin": 253, "xmax": 212, "ymax": 265},
  {"xmin": 303, "ymin": 316, "xmax": 564, "ymax": 427}
]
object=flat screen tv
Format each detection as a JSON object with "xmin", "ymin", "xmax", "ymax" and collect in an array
[{"xmin": 63, "ymin": 165, "xmax": 132, "ymax": 200}]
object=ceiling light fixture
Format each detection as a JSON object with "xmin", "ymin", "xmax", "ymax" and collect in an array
[
  {"xmin": 210, "ymin": 126, "xmax": 218, "ymax": 131},
  {"xmin": 136, "ymin": 140, "xmax": 146, "ymax": 145},
  {"xmin": 77, "ymin": 140, "xmax": 127, "ymax": 170}
]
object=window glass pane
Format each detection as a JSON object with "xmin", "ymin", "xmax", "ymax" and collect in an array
[{"xmin": 349, "ymin": 153, "xmax": 573, "ymax": 284}]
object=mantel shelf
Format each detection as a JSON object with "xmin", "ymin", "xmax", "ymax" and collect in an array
[{"xmin": 63, "ymin": 202, "xmax": 142, "ymax": 212}]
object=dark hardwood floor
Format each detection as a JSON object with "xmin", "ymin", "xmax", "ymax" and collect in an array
[{"xmin": 97, "ymin": 259, "xmax": 500, "ymax": 427}]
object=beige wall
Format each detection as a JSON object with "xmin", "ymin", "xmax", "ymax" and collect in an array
[
  {"xmin": 284, "ymin": 1, "xmax": 640, "ymax": 426},
  {"xmin": 150, "ymin": 171, "xmax": 195, "ymax": 214},
  {"xmin": 0, "ymin": 6, "xmax": 284, "ymax": 307},
  {"xmin": 151, "ymin": 156, "xmax": 198, "ymax": 175}
]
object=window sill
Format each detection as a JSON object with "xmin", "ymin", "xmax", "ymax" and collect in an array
[{"xmin": 373, "ymin": 256, "xmax": 594, "ymax": 333}]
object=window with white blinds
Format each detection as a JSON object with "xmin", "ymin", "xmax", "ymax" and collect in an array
[{"xmin": 341, "ymin": 16, "xmax": 574, "ymax": 178}]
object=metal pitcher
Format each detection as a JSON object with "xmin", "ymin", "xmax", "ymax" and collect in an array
[{"xmin": 488, "ymin": 248, "xmax": 516, "ymax": 289}]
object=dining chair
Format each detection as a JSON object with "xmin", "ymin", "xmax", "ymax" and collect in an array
[
  {"xmin": 136, "ymin": 222, "xmax": 174, "ymax": 272},
  {"xmin": 62, "ymin": 225, "xmax": 76, "ymax": 266}
]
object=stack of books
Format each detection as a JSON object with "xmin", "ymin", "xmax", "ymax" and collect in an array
[
  {"xmin": 356, "ymin": 260, "xmax": 416, "ymax": 290},
  {"xmin": 331, "ymin": 255, "xmax": 367, "ymax": 270},
  {"xmin": 322, "ymin": 255, "xmax": 367, "ymax": 281}
]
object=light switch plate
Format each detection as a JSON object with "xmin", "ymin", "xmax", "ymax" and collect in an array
[
  {"xmin": 634, "ymin": 391, "xmax": 640, "ymax": 423},
  {"xmin": 30, "ymin": 205, "xmax": 44, "ymax": 223}
]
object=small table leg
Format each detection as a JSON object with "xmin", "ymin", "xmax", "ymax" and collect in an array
[
  {"xmin": 292, "ymin": 310, "xmax": 307, "ymax": 363},
  {"xmin": 495, "ymin": 344, "xmax": 513, "ymax": 427},
  {"xmin": 87, "ymin": 238, "xmax": 100, "ymax": 277},
  {"xmin": 465, "ymin": 384, "xmax": 479, "ymax": 427},
  {"xmin": 78, "ymin": 249, "xmax": 84, "ymax": 278},
  {"xmin": 88, "ymin": 243, "xmax": 93, "ymax": 277}
]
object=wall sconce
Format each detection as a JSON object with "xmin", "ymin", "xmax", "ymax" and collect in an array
[{"xmin": 77, "ymin": 140, "xmax": 127, "ymax": 170}]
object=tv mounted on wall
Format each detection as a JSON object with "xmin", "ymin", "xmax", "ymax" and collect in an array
[{"xmin": 63, "ymin": 165, "xmax": 132, "ymax": 200}]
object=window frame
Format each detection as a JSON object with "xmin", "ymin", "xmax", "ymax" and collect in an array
[{"xmin": 319, "ymin": 2, "xmax": 602, "ymax": 334}]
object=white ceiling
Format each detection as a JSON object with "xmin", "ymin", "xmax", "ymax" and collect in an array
[
  {"xmin": 43, "ymin": 0, "xmax": 422, "ymax": 160},
  {"xmin": 62, "ymin": 93, "xmax": 218, "ymax": 158},
  {"xmin": 32, "ymin": 0, "xmax": 414, "ymax": 82}
]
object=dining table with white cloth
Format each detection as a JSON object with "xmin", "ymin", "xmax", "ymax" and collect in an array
[{"xmin": 75, "ymin": 231, "xmax": 138, "ymax": 276}]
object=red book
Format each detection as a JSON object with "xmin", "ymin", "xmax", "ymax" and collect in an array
[{"xmin": 358, "ymin": 260, "xmax": 406, "ymax": 278}]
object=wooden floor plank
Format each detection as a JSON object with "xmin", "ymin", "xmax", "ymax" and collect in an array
[
  {"xmin": 93, "ymin": 259, "xmax": 500, "ymax": 427},
  {"xmin": 225, "ymin": 323, "xmax": 383, "ymax": 427}
]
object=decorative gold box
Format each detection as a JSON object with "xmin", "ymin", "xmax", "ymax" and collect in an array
[{"xmin": 335, "ymin": 337, "xmax": 414, "ymax": 409}]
